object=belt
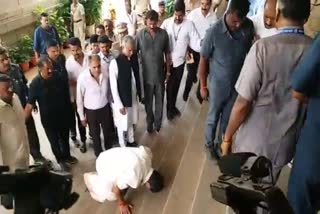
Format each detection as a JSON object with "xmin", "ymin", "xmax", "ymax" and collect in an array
[{"xmin": 74, "ymin": 19, "xmax": 82, "ymax": 23}]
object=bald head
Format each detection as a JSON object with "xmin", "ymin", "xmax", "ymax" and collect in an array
[
  {"xmin": 89, "ymin": 54, "xmax": 101, "ymax": 78},
  {"xmin": 264, "ymin": 0, "xmax": 277, "ymax": 29}
]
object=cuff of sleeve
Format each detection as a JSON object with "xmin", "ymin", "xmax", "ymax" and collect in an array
[
  {"xmin": 78, "ymin": 111, "xmax": 85, "ymax": 121},
  {"xmin": 235, "ymin": 86, "xmax": 253, "ymax": 102}
]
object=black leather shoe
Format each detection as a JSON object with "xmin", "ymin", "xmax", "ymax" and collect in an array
[
  {"xmin": 205, "ymin": 144, "xmax": 220, "ymax": 161},
  {"xmin": 183, "ymin": 92, "xmax": 188, "ymax": 102},
  {"xmin": 173, "ymin": 107, "xmax": 181, "ymax": 117},
  {"xmin": 167, "ymin": 112, "xmax": 175, "ymax": 120},
  {"xmin": 65, "ymin": 156, "xmax": 78, "ymax": 165},
  {"xmin": 127, "ymin": 142, "xmax": 138, "ymax": 147},
  {"xmin": 59, "ymin": 162, "xmax": 70, "ymax": 171},
  {"xmin": 147, "ymin": 125, "xmax": 154, "ymax": 134},
  {"xmin": 80, "ymin": 142, "xmax": 87, "ymax": 153}
]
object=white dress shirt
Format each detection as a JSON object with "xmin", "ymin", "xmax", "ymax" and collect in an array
[
  {"xmin": 250, "ymin": 12, "xmax": 277, "ymax": 39},
  {"xmin": 66, "ymin": 53, "xmax": 90, "ymax": 102},
  {"xmin": 84, "ymin": 146, "xmax": 154, "ymax": 202},
  {"xmin": 161, "ymin": 17, "xmax": 201, "ymax": 67},
  {"xmin": 76, "ymin": 69, "xmax": 110, "ymax": 120},
  {"xmin": 187, "ymin": 7, "xmax": 218, "ymax": 40},
  {"xmin": 117, "ymin": 12, "xmax": 138, "ymax": 36}
]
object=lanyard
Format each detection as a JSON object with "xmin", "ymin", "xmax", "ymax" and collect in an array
[
  {"xmin": 172, "ymin": 23, "xmax": 182, "ymax": 42},
  {"xmin": 278, "ymin": 28, "xmax": 304, "ymax": 35}
]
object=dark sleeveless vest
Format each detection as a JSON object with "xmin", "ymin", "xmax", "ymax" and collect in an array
[{"xmin": 115, "ymin": 54, "xmax": 141, "ymax": 107}]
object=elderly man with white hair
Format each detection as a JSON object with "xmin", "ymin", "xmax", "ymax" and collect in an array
[{"xmin": 109, "ymin": 35, "xmax": 142, "ymax": 147}]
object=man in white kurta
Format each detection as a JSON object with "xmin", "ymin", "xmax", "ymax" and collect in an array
[
  {"xmin": 109, "ymin": 36, "xmax": 141, "ymax": 147},
  {"xmin": 84, "ymin": 146, "xmax": 163, "ymax": 214},
  {"xmin": 249, "ymin": 0, "xmax": 277, "ymax": 39},
  {"xmin": 0, "ymin": 74, "xmax": 29, "ymax": 172}
]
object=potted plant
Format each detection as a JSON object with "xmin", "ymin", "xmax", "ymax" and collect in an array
[
  {"xmin": 80, "ymin": 0, "xmax": 103, "ymax": 36},
  {"xmin": 17, "ymin": 35, "xmax": 36, "ymax": 66},
  {"xmin": 8, "ymin": 47, "xmax": 19, "ymax": 64},
  {"xmin": 57, "ymin": 0, "xmax": 73, "ymax": 37},
  {"xmin": 8, "ymin": 46, "xmax": 30, "ymax": 72}
]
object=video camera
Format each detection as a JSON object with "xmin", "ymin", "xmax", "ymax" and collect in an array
[
  {"xmin": 0, "ymin": 163, "xmax": 79, "ymax": 214},
  {"xmin": 210, "ymin": 153, "xmax": 294, "ymax": 214}
]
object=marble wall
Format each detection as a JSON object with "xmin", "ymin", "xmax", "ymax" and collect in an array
[{"xmin": 0, "ymin": 0, "xmax": 57, "ymax": 46}]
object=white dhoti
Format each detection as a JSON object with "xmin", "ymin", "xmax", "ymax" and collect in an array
[
  {"xmin": 114, "ymin": 74, "xmax": 138, "ymax": 147},
  {"xmin": 83, "ymin": 172, "xmax": 116, "ymax": 203},
  {"xmin": 109, "ymin": 59, "xmax": 139, "ymax": 147}
]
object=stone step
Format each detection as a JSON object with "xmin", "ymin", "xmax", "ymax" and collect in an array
[
  {"xmin": 187, "ymin": 105, "xmax": 226, "ymax": 214},
  {"xmin": 190, "ymin": 159, "xmax": 225, "ymax": 214},
  {"xmin": 136, "ymin": 94, "xmax": 201, "ymax": 214},
  {"xmin": 161, "ymin": 101, "xmax": 206, "ymax": 214}
]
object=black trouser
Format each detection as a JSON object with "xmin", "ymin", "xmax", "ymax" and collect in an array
[
  {"xmin": 184, "ymin": 50, "xmax": 200, "ymax": 99},
  {"xmin": 70, "ymin": 103, "xmax": 87, "ymax": 142},
  {"xmin": 85, "ymin": 104, "xmax": 113, "ymax": 157},
  {"xmin": 25, "ymin": 116, "xmax": 43, "ymax": 160},
  {"xmin": 144, "ymin": 82, "xmax": 165, "ymax": 130},
  {"xmin": 166, "ymin": 63, "xmax": 185, "ymax": 114},
  {"xmin": 43, "ymin": 126, "xmax": 71, "ymax": 163}
]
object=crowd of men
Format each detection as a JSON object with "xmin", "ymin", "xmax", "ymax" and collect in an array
[{"xmin": 0, "ymin": 0, "xmax": 320, "ymax": 213}]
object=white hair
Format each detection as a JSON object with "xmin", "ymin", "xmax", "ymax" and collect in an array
[{"xmin": 121, "ymin": 35, "xmax": 135, "ymax": 48}]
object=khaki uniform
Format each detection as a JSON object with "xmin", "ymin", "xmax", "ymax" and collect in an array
[
  {"xmin": 304, "ymin": 1, "xmax": 320, "ymax": 38},
  {"xmin": 0, "ymin": 94, "xmax": 29, "ymax": 171},
  {"xmin": 158, "ymin": 12, "xmax": 167, "ymax": 27},
  {"xmin": 71, "ymin": 3, "xmax": 86, "ymax": 48}
]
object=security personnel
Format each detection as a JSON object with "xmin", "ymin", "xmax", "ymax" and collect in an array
[{"xmin": 0, "ymin": 46, "xmax": 46, "ymax": 163}]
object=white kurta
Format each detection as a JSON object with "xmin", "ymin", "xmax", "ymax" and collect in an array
[
  {"xmin": 83, "ymin": 146, "xmax": 153, "ymax": 203},
  {"xmin": 249, "ymin": 12, "xmax": 277, "ymax": 39},
  {"xmin": 109, "ymin": 59, "xmax": 138, "ymax": 144}
]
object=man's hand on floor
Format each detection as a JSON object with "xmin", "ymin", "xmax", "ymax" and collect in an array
[{"xmin": 118, "ymin": 201, "xmax": 133, "ymax": 214}]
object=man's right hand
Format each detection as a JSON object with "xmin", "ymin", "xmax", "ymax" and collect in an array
[
  {"xmin": 200, "ymin": 87, "xmax": 209, "ymax": 101},
  {"xmin": 120, "ymin": 108, "xmax": 127, "ymax": 115},
  {"xmin": 118, "ymin": 202, "xmax": 133, "ymax": 214},
  {"xmin": 81, "ymin": 119, "xmax": 87, "ymax": 127},
  {"xmin": 165, "ymin": 72, "xmax": 171, "ymax": 84}
]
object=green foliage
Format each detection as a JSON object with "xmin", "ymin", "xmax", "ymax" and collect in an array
[
  {"xmin": 80, "ymin": 0, "xmax": 103, "ymax": 26},
  {"xmin": 166, "ymin": 0, "xmax": 175, "ymax": 17},
  {"xmin": 57, "ymin": 0, "xmax": 71, "ymax": 24},
  {"xmin": 51, "ymin": 10, "xmax": 70, "ymax": 43},
  {"xmin": 7, "ymin": 34, "xmax": 33, "ymax": 64},
  {"xmin": 32, "ymin": 5, "xmax": 70, "ymax": 43},
  {"xmin": 17, "ymin": 35, "xmax": 34, "ymax": 57},
  {"xmin": 8, "ymin": 46, "xmax": 30, "ymax": 64}
]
